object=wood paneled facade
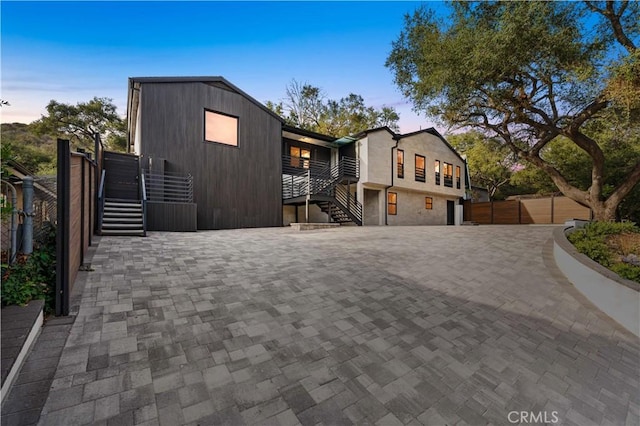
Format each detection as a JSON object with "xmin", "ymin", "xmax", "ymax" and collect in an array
[{"xmin": 129, "ymin": 78, "xmax": 283, "ymax": 230}]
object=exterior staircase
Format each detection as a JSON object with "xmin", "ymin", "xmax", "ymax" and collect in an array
[
  {"xmin": 101, "ymin": 199, "xmax": 145, "ymax": 236},
  {"xmin": 317, "ymin": 201, "xmax": 356, "ymax": 224},
  {"xmin": 98, "ymin": 151, "xmax": 146, "ymax": 237},
  {"xmin": 282, "ymin": 156, "xmax": 362, "ymax": 226}
]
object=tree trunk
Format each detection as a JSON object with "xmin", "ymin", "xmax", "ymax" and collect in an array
[{"xmin": 590, "ymin": 200, "xmax": 617, "ymax": 222}]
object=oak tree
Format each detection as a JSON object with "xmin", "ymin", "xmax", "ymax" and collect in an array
[{"xmin": 386, "ymin": 1, "xmax": 639, "ymax": 220}]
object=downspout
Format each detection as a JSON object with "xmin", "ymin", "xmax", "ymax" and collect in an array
[
  {"xmin": 384, "ymin": 138, "xmax": 400, "ymax": 225},
  {"xmin": 464, "ymin": 157, "xmax": 472, "ymax": 200}
]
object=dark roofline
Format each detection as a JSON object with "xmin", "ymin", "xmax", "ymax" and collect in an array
[
  {"xmin": 127, "ymin": 76, "xmax": 284, "ymax": 123},
  {"xmin": 282, "ymin": 124, "xmax": 337, "ymax": 143}
]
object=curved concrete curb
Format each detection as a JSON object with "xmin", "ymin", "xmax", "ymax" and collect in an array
[{"xmin": 553, "ymin": 227, "xmax": 640, "ymax": 337}]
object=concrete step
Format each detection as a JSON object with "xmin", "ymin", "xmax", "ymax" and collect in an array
[
  {"xmin": 105, "ymin": 201, "xmax": 142, "ymax": 208},
  {"xmin": 103, "ymin": 217, "xmax": 143, "ymax": 223},
  {"xmin": 103, "ymin": 212, "xmax": 143, "ymax": 218},
  {"xmin": 101, "ymin": 229, "xmax": 145, "ymax": 236},
  {"xmin": 102, "ymin": 222, "xmax": 144, "ymax": 229}
]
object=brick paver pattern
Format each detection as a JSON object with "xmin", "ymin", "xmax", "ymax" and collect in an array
[{"xmin": 37, "ymin": 226, "xmax": 639, "ymax": 425}]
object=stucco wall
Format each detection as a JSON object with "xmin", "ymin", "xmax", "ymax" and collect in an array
[
  {"xmin": 553, "ymin": 227, "xmax": 639, "ymax": 337},
  {"xmin": 395, "ymin": 133, "xmax": 466, "ymax": 199},
  {"xmin": 386, "ymin": 189, "xmax": 456, "ymax": 226}
]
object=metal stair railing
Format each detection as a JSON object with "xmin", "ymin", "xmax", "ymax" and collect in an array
[
  {"xmin": 282, "ymin": 156, "xmax": 362, "ymax": 225},
  {"xmin": 143, "ymin": 170, "xmax": 194, "ymax": 203}
]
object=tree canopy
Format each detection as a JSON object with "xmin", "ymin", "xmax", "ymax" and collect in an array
[
  {"xmin": 386, "ymin": 1, "xmax": 639, "ymax": 220},
  {"xmin": 31, "ymin": 97, "xmax": 126, "ymax": 151},
  {"xmin": 267, "ymin": 80, "xmax": 400, "ymax": 137},
  {"xmin": 447, "ymin": 132, "xmax": 515, "ymax": 200}
]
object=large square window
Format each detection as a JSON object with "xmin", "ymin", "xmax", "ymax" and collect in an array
[{"xmin": 205, "ymin": 110, "xmax": 238, "ymax": 146}]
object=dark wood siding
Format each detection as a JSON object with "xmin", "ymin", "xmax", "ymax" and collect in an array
[
  {"xmin": 283, "ymin": 138, "xmax": 331, "ymax": 163},
  {"xmin": 139, "ymin": 82, "xmax": 283, "ymax": 229},
  {"xmin": 147, "ymin": 202, "xmax": 197, "ymax": 231},
  {"xmin": 339, "ymin": 142, "xmax": 356, "ymax": 160}
]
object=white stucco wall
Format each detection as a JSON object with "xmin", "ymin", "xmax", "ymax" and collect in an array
[
  {"xmin": 553, "ymin": 228, "xmax": 639, "ymax": 337},
  {"xmin": 356, "ymin": 129, "xmax": 466, "ymax": 226},
  {"xmin": 387, "ymin": 189, "xmax": 457, "ymax": 226}
]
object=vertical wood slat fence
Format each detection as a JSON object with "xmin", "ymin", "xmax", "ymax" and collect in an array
[
  {"xmin": 56, "ymin": 139, "xmax": 97, "ymax": 316},
  {"xmin": 463, "ymin": 196, "xmax": 592, "ymax": 225}
]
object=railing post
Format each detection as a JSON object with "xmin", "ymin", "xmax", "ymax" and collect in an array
[
  {"xmin": 22, "ymin": 176, "xmax": 34, "ymax": 255},
  {"xmin": 305, "ymin": 169, "xmax": 310, "ymax": 223}
]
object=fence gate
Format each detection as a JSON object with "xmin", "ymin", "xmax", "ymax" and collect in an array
[{"xmin": 103, "ymin": 151, "xmax": 139, "ymax": 200}]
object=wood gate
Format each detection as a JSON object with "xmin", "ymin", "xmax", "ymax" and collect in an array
[{"xmin": 103, "ymin": 151, "xmax": 139, "ymax": 200}]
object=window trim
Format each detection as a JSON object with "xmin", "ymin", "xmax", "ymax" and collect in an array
[
  {"xmin": 425, "ymin": 196, "xmax": 433, "ymax": 210},
  {"xmin": 415, "ymin": 154, "xmax": 426, "ymax": 182},
  {"xmin": 388, "ymin": 191, "xmax": 397, "ymax": 215},
  {"xmin": 443, "ymin": 162, "xmax": 453, "ymax": 187},
  {"xmin": 204, "ymin": 109, "xmax": 239, "ymax": 147},
  {"xmin": 435, "ymin": 160, "xmax": 441, "ymax": 185},
  {"xmin": 397, "ymin": 149, "xmax": 404, "ymax": 179}
]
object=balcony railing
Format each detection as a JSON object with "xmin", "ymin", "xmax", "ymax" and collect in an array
[
  {"xmin": 143, "ymin": 169, "xmax": 193, "ymax": 203},
  {"xmin": 415, "ymin": 168, "xmax": 426, "ymax": 182},
  {"xmin": 444, "ymin": 176, "xmax": 453, "ymax": 187}
]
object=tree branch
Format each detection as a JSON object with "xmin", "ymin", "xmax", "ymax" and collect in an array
[
  {"xmin": 605, "ymin": 160, "xmax": 640, "ymax": 209},
  {"xmin": 585, "ymin": 0, "xmax": 637, "ymax": 53}
]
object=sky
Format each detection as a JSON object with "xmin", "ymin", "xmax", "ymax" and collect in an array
[{"xmin": 1, "ymin": 1, "xmax": 448, "ymax": 134}]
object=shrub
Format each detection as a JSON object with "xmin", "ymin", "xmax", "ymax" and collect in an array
[
  {"xmin": 1, "ymin": 223, "xmax": 56, "ymax": 313},
  {"xmin": 568, "ymin": 221, "xmax": 640, "ymax": 282},
  {"xmin": 611, "ymin": 263, "xmax": 640, "ymax": 283},
  {"xmin": 570, "ymin": 238, "xmax": 613, "ymax": 266}
]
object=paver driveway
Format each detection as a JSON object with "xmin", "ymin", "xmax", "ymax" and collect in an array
[{"xmin": 38, "ymin": 226, "xmax": 639, "ymax": 425}]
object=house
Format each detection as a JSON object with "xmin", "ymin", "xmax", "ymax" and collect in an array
[
  {"xmin": 120, "ymin": 76, "xmax": 467, "ymax": 232},
  {"xmin": 126, "ymin": 76, "xmax": 283, "ymax": 230},
  {"xmin": 353, "ymin": 127, "xmax": 468, "ymax": 225}
]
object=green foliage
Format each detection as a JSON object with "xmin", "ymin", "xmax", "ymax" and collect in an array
[
  {"xmin": 447, "ymin": 131, "xmax": 514, "ymax": 200},
  {"xmin": 1, "ymin": 223, "xmax": 56, "ymax": 313},
  {"xmin": 610, "ymin": 263, "xmax": 640, "ymax": 283},
  {"xmin": 1, "ymin": 123, "xmax": 57, "ymax": 174},
  {"xmin": 569, "ymin": 236, "xmax": 614, "ymax": 267},
  {"xmin": 31, "ymin": 97, "xmax": 125, "ymax": 150},
  {"xmin": 267, "ymin": 80, "xmax": 400, "ymax": 137},
  {"xmin": 568, "ymin": 222, "xmax": 639, "ymax": 268}
]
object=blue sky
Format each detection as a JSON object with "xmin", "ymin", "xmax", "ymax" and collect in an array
[{"xmin": 1, "ymin": 1, "xmax": 446, "ymax": 133}]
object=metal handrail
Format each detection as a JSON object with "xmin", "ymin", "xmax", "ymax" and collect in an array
[
  {"xmin": 141, "ymin": 173, "xmax": 147, "ymax": 236},
  {"xmin": 97, "ymin": 170, "xmax": 106, "ymax": 233},
  {"xmin": 143, "ymin": 170, "xmax": 193, "ymax": 203}
]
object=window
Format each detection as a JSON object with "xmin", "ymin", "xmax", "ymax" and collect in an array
[
  {"xmin": 415, "ymin": 155, "xmax": 426, "ymax": 182},
  {"xmin": 205, "ymin": 110, "xmax": 238, "ymax": 146},
  {"xmin": 397, "ymin": 149, "xmax": 404, "ymax": 178},
  {"xmin": 443, "ymin": 162, "xmax": 453, "ymax": 187},
  {"xmin": 388, "ymin": 192, "xmax": 397, "ymax": 215},
  {"xmin": 425, "ymin": 197, "xmax": 433, "ymax": 210},
  {"xmin": 290, "ymin": 146, "xmax": 311, "ymax": 168},
  {"xmin": 435, "ymin": 160, "xmax": 440, "ymax": 185},
  {"xmin": 456, "ymin": 166, "xmax": 461, "ymax": 189}
]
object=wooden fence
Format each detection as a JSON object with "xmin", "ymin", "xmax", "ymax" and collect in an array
[
  {"xmin": 463, "ymin": 196, "xmax": 592, "ymax": 225},
  {"xmin": 56, "ymin": 139, "xmax": 97, "ymax": 316}
]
